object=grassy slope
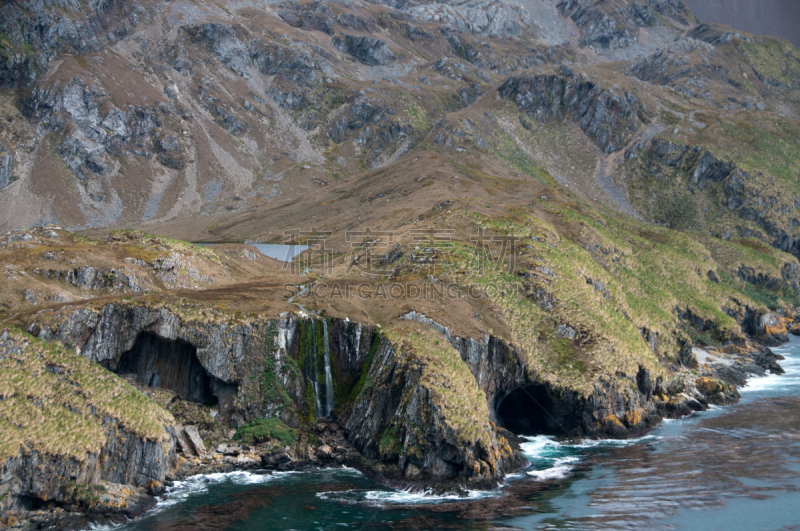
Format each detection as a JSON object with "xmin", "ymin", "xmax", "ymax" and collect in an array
[
  {"xmin": 626, "ymin": 34, "xmax": 800, "ymax": 238},
  {"xmin": 0, "ymin": 328, "xmax": 173, "ymax": 461}
]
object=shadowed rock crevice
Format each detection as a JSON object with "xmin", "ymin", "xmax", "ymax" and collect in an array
[
  {"xmin": 114, "ymin": 332, "xmax": 228, "ymax": 407},
  {"xmin": 495, "ymin": 383, "xmax": 576, "ymax": 436}
]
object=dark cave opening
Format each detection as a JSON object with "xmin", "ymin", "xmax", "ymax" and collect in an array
[
  {"xmin": 115, "ymin": 332, "xmax": 217, "ymax": 405},
  {"xmin": 496, "ymin": 384, "xmax": 563, "ymax": 436}
]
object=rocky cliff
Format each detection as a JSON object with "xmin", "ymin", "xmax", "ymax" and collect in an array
[
  {"xmin": 0, "ymin": 0, "xmax": 800, "ymax": 524},
  {"xmin": 19, "ymin": 293, "xmax": 785, "ymax": 493},
  {"xmin": 0, "ymin": 329, "xmax": 175, "ymax": 518}
]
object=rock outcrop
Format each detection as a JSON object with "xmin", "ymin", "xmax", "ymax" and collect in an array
[
  {"xmin": 405, "ymin": 0, "xmax": 532, "ymax": 37},
  {"xmin": 0, "ymin": 330, "xmax": 175, "ymax": 515},
  {"xmin": 627, "ymin": 38, "xmax": 727, "ymax": 98},
  {"xmin": 0, "ymin": 0, "xmax": 151, "ymax": 89},
  {"xmin": 0, "ymin": 146, "xmax": 12, "ymax": 190},
  {"xmin": 636, "ymin": 138, "xmax": 800, "ymax": 262},
  {"xmin": 21, "ymin": 79, "xmax": 166, "ymax": 179},
  {"xmin": 27, "ymin": 304, "xmax": 378, "ymax": 430},
  {"xmin": 333, "ymin": 35, "xmax": 396, "ymax": 66},
  {"xmin": 499, "ymin": 72, "xmax": 648, "ymax": 153}
]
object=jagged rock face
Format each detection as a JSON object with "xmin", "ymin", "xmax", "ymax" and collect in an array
[
  {"xmin": 3, "ymin": 422, "xmax": 175, "ymax": 512},
  {"xmin": 28, "ymin": 303, "xmax": 658, "ymax": 488},
  {"xmin": 370, "ymin": 0, "xmax": 532, "ymax": 37},
  {"xmin": 333, "ymin": 35, "xmax": 396, "ymax": 66},
  {"xmin": 686, "ymin": 23, "xmax": 738, "ymax": 47},
  {"xmin": 499, "ymin": 72, "xmax": 648, "ymax": 153},
  {"xmin": 41, "ymin": 265, "xmax": 144, "ymax": 292},
  {"xmin": 627, "ymin": 38, "xmax": 728, "ymax": 99},
  {"xmin": 346, "ymin": 336, "xmax": 526, "ymax": 487},
  {"xmin": 638, "ymin": 138, "xmax": 800, "ymax": 262},
  {"xmin": 327, "ymin": 97, "xmax": 413, "ymax": 166},
  {"xmin": 21, "ymin": 78, "xmax": 166, "ymax": 179},
  {"xmin": 0, "ymin": 331, "xmax": 175, "ymax": 513},
  {"xmin": 452, "ymin": 336, "xmax": 661, "ymax": 438},
  {"xmin": 0, "ymin": 147, "xmax": 12, "ymax": 190},
  {"xmin": 558, "ymin": 0, "xmax": 642, "ymax": 50},
  {"xmin": 27, "ymin": 304, "xmax": 377, "ymax": 427},
  {"xmin": 557, "ymin": 0, "xmax": 683, "ymax": 50},
  {"xmin": 0, "ymin": 0, "xmax": 151, "ymax": 89},
  {"xmin": 30, "ymin": 305, "xmax": 295, "ymax": 425},
  {"xmin": 398, "ymin": 312, "xmax": 661, "ymax": 440}
]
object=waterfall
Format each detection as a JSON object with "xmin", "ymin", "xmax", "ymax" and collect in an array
[
  {"xmin": 310, "ymin": 320, "xmax": 322, "ymax": 419},
  {"xmin": 301, "ymin": 318, "xmax": 334, "ymax": 420},
  {"xmin": 323, "ymin": 320, "xmax": 334, "ymax": 417}
]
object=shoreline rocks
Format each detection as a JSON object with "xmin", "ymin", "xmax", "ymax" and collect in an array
[{"xmin": 6, "ymin": 301, "xmax": 794, "ymax": 528}]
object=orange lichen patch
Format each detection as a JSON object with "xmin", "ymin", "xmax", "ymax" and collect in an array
[
  {"xmin": 765, "ymin": 321, "xmax": 788, "ymax": 336},
  {"xmin": 623, "ymin": 409, "xmax": 643, "ymax": 427},
  {"xmin": 604, "ymin": 413, "xmax": 624, "ymax": 427},
  {"xmin": 696, "ymin": 376, "xmax": 728, "ymax": 396},
  {"xmin": 716, "ymin": 343, "xmax": 748, "ymax": 355}
]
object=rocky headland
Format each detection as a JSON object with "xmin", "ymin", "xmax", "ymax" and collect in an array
[{"xmin": 1, "ymin": 0, "xmax": 800, "ymax": 527}]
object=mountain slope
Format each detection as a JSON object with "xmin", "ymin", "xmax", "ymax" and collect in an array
[{"xmin": 2, "ymin": 0, "xmax": 800, "ymax": 523}]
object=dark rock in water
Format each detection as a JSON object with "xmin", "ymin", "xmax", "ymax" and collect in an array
[
  {"xmin": 333, "ymin": 34, "xmax": 396, "ymax": 66},
  {"xmin": 262, "ymin": 450, "xmax": 292, "ymax": 467},
  {"xmin": 146, "ymin": 479, "xmax": 166, "ymax": 496},
  {"xmin": 755, "ymin": 348, "xmax": 785, "ymax": 375}
]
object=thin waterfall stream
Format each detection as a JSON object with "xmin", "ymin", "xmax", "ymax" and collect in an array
[
  {"xmin": 116, "ymin": 338, "xmax": 800, "ymax": 530},
  {"xmin": 323, "ymin": 320, "xmax": 334, "ymax": 418},
  {"xmin": 310, "ymin": 320, "xmax": 322, "ymax": 420}
]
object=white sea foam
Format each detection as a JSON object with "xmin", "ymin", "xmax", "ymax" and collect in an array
[
  {"xmin": 317, "ymin": 486, "xmax": 498, "ymax": 505},
  {"xmin": 518, "ymin": 435, "xmax": 563, "ymax": 457},
  {"xmin": 154, "ymin": 470, "xmax": 292, "ymax": 509},
  {"xmin": 574, "ymin": 434, "xmax": 659, "ymax": 449},
  {"xmin": 527, "ymin": 462, "xmax": 574, "ymax": 480}
]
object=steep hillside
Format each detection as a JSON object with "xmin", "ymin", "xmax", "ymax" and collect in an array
[{"xmin": 2, "ymin": 0, "xmax": 800, "ymax": 525}]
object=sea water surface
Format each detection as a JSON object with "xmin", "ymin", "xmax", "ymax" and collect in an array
[{"xmin": 113, "ymin": 336, "xmax": 800, "ymax": 530}]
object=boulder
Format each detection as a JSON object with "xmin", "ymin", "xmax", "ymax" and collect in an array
[{"xmin": 183, "ymin": 426, "xmax": 207, "ymax": 456}]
